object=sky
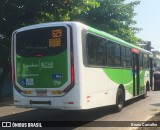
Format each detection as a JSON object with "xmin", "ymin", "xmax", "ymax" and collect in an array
[{"xmin": 127, "ymin": 0, "xmax": 160, "ymax": 51}]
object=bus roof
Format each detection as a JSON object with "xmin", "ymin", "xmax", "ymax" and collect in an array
[{"xmin": 87, "ymin": 25, "xmax": 152, "ymax": 56}]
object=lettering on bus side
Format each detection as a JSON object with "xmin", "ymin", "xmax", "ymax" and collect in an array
[{"xmin": 40, "ymin": 62, "xmax": 53, "ymax": 68}]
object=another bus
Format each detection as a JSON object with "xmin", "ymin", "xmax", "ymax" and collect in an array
[{"xmin": 11, "ymin": 22, "xmax": 152, "ymax": 112}]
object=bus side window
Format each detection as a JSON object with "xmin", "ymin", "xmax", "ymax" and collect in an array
[
  {"xmin": 126, "ymin": 48, "xmax": 132, "ymax": 68},
  {"xmin": 87, "ymin": 37, "xmax": 96, "ymax": 65},
  {"xmin": 140, "ymin": 53, "xmax": 143, "ymax": 69},
  {"xmin": 107, "ymin": 41, "xmax": 121, "ymax": 67},
  {"xmin": 86, "ymin": 33, "xmax": 107, "ymax": 66},
  {"xmin": 143, "ymin": 54, "xmax": 149, "ymax": 69},
  {"xmin": 108, "ymin": 41, "xmax": 114, "ymax": 66},
  {"xmin": 96, "ymin": 39, "xmax": 107, "ymax": 66},
  {"xmin": 121, "ymin": 46, "xmax": 126, "ymax": 67}
]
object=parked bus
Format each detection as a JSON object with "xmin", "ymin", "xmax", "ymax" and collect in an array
[{"xmin": 11, "ymin": 22, "xmax": 152, "ymax": 112}]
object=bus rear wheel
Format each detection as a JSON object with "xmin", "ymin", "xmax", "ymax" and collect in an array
[{"xmin": 114, "ymin": 88, "xmax": 124, "ymax": 112}]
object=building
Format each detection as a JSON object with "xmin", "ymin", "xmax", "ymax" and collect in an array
[{"xmin": 152, "ymin": 49, "xmax": 160, "ymax": 70}]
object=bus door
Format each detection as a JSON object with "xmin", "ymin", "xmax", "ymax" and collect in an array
[{"xmin": 132, "ymin": 49, "xmax": 140, "ymax": 96}]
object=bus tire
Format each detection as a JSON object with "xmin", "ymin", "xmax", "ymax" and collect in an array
[{"xmin": 114, "ymin": 88, "xmax": 124, "ymax": 112}]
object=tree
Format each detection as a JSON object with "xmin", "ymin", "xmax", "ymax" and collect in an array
[
  {"xmin": 0, "ymin": 0, "xmax": 99, "ymax": 76},
  {"xmin": 76, "ymin": 0, "xmax": 142, "ymax": 44},
  {"xmin": 0, "ymin": 0, "xmax": 142, "ymax": 80}
]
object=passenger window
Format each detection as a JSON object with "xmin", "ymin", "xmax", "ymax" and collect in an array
[
  {"xmin": 87, "ymin": 34, "xmax": 107, "ymax": 66},
  {"xmin": 108, "ymin": 41, "xmax": 121, "ymax": 67},
  {"xmin": 143, "ymin": 54, "xmax": 149, "ymax": 69},
  {"xmin": 121, "ymin": 46, "xmax": 126, "ymax": 67},
  {"xmin": 126, "ymin": 48, "xmax": 132, "ymax": 68},
  {"xmin": 140, "ymin": 53, "xmax": 143, "ymax": 69}
]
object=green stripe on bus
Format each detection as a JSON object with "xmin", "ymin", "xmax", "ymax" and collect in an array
[{"xmin": 103, "ymin": 68, "xmax": 145, "ymax": 94}]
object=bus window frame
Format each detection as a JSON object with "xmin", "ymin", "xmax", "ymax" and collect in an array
[
  {"xmin": 126, "ymin": 47, "xmax": 132, "ymax": 68},
  {"xmin": 86, "ymin": 33, "xmax": 107, "ymax": 68},
  {"xmin": 107, "ymin": 40, "xmax": 121, "ymax": 68},
  {"xmin": 121, "ymin": 46, "xmax": 127, "ymax": 68}
]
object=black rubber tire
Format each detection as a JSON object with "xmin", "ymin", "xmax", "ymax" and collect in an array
[{"xmin": 114, "ymin": 88, "xmax": 125, "ymax": 112}]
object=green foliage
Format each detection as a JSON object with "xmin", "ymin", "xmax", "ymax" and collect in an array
[
  {"xmin": 0, "ymin": 0, "xmax": 141, "ymax": 75},
  {"xmin": 77, "ymin": 0, "xmax": 142, "ymax": 44},
  {"xmin": 0, "ymin": 0, "xmax": 99, "ymax": 72}
]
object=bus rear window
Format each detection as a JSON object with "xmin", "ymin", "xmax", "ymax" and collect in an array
[{"xmin": 16, "ymin": 26, "xmax": 67, "ymax": 57}]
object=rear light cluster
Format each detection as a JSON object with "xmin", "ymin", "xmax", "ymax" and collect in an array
[
  {"xmin": 11, "ymin": 32, "xmax": 16, "ymax": 86},
  {"xmin": 71, "ymin": 59, "xmax": 75, "ymax": 85},
  {"xmin": 69, "ymin": 25, "xmax": 75, "ymax": 87},
  {"xmin": 63, "ymin": 25, "xmax": 75, "ymax": 93},
  {"xmin": 11, "ymin": 32, "xmax": 22, "ymax": 93}
]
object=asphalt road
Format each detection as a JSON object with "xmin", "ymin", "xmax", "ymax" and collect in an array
[{"xmin": 0, "ymin": 91, "xmax": 160, "ymax": 130}]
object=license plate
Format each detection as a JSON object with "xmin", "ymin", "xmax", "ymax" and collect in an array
[{"xmin": 36, "ymin": 89, "xmax": 47, "ymax": 96}]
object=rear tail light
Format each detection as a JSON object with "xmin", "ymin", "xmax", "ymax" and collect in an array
[
  {"xmin": 11, "ymin": 32, "xmax": 16, "ymax": 86},
  {"xmin": 71, "ymin": 60, "xmax": 75, "ymax": 85},
  {"xmin": 63, "ymin": 25, "xmax": 75, "ymax": 93},
  {"xmin": 11, "ymin": 32, "xmax": 22, "ymax": 93}
]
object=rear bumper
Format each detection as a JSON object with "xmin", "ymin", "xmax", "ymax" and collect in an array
[
  {"xmin": 13, "ymin": 86, "xmax": 85, "ymax": 110},
  {"xmin": 13, "ymin": 89, "xmax": 64, "ymax": 109}
]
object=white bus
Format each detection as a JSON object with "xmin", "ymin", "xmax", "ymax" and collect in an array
[{"xmin": 11, "ymin": 21, "xmax": 152, "ymax": 111}]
